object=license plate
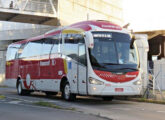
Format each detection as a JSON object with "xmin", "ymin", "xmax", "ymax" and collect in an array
[{"xmin": 115, "ymin": 88, "xmax": 124, "ymax": 92}]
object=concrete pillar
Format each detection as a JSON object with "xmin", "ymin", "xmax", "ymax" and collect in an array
[
  {"xmin": 0, "ymin": 40, "xmax": 12, "ymax": 85},
  {"xmin": 0, "ymin": 51, "xmax": 6, "ymax": 85}
]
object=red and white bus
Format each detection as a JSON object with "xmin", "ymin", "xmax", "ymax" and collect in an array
[{"xmin": 6, "ymin": 20, "xmax": 142, "ymax": 101}]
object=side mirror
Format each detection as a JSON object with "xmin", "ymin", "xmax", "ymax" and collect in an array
[
  {"xmin": 85, "ymin": 31, "xmax": 94, "ymax": 49},
  {"xmin": 130, "ymin": 35, "xmax": 136, "ymax": 49}
]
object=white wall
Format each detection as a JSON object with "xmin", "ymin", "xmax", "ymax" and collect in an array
[
  {"xmin": 0, "ymin": 51, "xmax": 6, "ymax": 85},
  {"xmin": 154, "ymin": 59, "xmax": 165, "ymax": 90}
]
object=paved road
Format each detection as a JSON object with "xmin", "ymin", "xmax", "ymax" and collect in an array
[
  {"xmin": 0, "ymin": 88, "xmax": 109, "ymax": 120},
  {"xmin": 1, "ymin": 87, "xmax": 165, "ymax": 120},
  {"xmin": 0, "ymin": 102, "xmax": 107, "ymax": 120}
]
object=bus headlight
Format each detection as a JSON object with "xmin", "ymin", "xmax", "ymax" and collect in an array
[
  {"xmin": 133, "ymin": 80, "xmax": 142, "ymax": 85},
  {"xmin": 89, "ymin": 77, "xmax": 104, "ymax": 85}
]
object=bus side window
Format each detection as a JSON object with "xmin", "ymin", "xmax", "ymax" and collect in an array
[
  {"xmin": 51, "ymin": 34, "xmax": 60, "ymax": 54},
  {"xmin": 78, "ymin": 36, "xmax": 87, "ymax": 66},
  {"xmin": 7, "ymin": 44, "xmax": 21, "ymax": 61},
  {"xmin": 6, "ymin": 47, "xmax": 16, "ymax": 61},
  {"xmin": 19, "ymin": 40, "xmax": 43, "ymax": 58},
  {"xmin": 41, "ymin": 38, "xmax": 53, "ymax": 56},
  {"xmin": 79, "ymin": 44, "xmax": 87, "ymax": 66},
  {"xmin": 63, "ymin": 34, "xmax": 78, "ymax": 61},
  {"xmin": 16, "ymin": 43, "xmax": 26, "ymax": 59}
]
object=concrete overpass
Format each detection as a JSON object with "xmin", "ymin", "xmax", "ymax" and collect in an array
[
  {"xmin": 0, "ymin": 25, "xmax": 55, "ymax": 85},
  {"xmin": 0, "ymin": 25, "xmax": 55, "ymax": 51},
  {"xmin": 0, "ymin": 0, "xmax": 59, "ymax": 25}
]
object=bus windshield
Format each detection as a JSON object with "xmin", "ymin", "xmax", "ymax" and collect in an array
[{"xmin": 89, "ymin": 31, "xmax": 138, "ymax": 72}]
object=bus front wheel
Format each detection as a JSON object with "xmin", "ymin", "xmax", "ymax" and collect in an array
[{"xmin": 62, "ymin": 82, "xmax": 76, "ymax": 101}]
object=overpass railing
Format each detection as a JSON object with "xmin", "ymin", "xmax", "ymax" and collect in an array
[{"xmin": 0, "ymin": 0, "xmax": 57, "ymax": 15}]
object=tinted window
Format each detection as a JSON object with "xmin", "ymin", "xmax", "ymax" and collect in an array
[
  {"xmin": 62, "ymin": 34, "xmax": 82, "ymax": 61},
  {"xmin": 116, "ymin": 42, "xmax": 138, "ymax": 64},
  {"xmin": 89, "ymin": 38, "xmax": 117, "ymax": 65},
  {"xmin": 89, "ymin": 31, "xmax": 138, "ymax": 72},
  {"xmin": 79, "ymin": 44, "xmax": 87, "ymax": 66}
]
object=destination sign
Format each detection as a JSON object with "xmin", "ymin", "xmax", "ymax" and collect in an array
[{"xmin": 93, "ymin": 33, "xmax": 112, "ymax": 38}]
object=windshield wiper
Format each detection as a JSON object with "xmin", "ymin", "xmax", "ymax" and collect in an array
[
  {"xmin": 103, "ymin": 63, "xmax": 119, "ymax": 65},
  {"xmin": 101, "ymin": 63, "xmax": 120, "ymax": 68},
  {"xmin": 117, "ymin": 68, "xmax": 138, "ymax": 71}
]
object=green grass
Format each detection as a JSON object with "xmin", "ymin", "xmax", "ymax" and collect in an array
[
  {"xmin": 11, "ymin": 98, "xmax": 20, "ymax": 101},
  {"xmin": 0, "ymin": 85, "xmax": 8, "ymax": 88},
  {"xmin": 0, "ymin": 95, "xmax": 5, "ymax": 99},
  {"xmin": 33, "ymin": 101, "xmax": 75, "ymax": 110}
]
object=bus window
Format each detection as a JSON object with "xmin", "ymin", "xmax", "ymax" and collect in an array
[
  {"xmin": 51, "ymin": 34, "xmax": 60, "ymax": 54},
  {"xmin": 6, "ymin": 47, "xmax": 18, "ymax": 61},
  {"xmin": 6, "ymin": 44, "xmax": 21, "ymax": 61},
  {"xmin": 63, "ymin": 34, "xmax": 79, "ymax": 61},
  {"xmin": 41, "ymin": 39, "xmax": 53, "ymax": 55},
  {"xmin": 51, "ymin": 41, "xmax": 59, "ymax": 54},
  {"xmin": 79, "ymin": 44, "xmax": 87, "ymax": 66},
  {"xmin": 19, "ymin": 40, "xmax": 43, "ymax": 58},
  {"xmin": 16, "ymin": 43, "xmax": 27, "ymax": 59}
]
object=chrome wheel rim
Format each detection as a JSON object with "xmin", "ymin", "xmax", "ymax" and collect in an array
[
  {"xmin": 64, "ymin": 84, "xmax": 70, "ymax": 99},
  {"xmin": 18, "ymin": 83, "xmax": 22, "ymax": 94}
]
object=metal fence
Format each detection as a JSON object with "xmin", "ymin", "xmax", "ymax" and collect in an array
[{"xmin": 145, "ymin": 60, "xmax": 165, "ymax": 100}]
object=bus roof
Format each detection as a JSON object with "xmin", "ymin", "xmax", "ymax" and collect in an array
[{"xmin": 11, "ymin": 20, "xmax": 122, "ymax": 45}]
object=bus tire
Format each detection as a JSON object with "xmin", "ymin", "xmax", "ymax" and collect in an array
[
  {"xmin": 17, "ymin": 81, "xmax": 30, "ymax": 96},
  {"xmin": 102, "ymin": 96, "xmax": 114, "ymax": 101},
  {"xmin": 62, "ymin": 82, "xmax": 76, "ymax": 101},
  {"xmin": 17, "ymin": 81, "xmax": 25, "ymax": 95}
]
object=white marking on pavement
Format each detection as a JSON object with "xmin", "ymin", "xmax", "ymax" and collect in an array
[
  {"xmin": 6, "ymin": 96, "xmax": 34, "ymax": 103},
  {"xmin": 157, "ymin": 111, "xmax": 165, "ymax": 113},
  {"xmin": 8, "ymin": 101, "xmax": 21, "ymax": 104},
  {"xmin": 111, "ymin": 107, "xmax": 131, "ymax": 111}
]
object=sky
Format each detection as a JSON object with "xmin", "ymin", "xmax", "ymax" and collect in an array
[{"xmin": 123, "ymin": 0, "xmax": 165, "ymax": 31}]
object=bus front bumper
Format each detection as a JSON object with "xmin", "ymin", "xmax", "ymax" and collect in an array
[{"xmin": 88, "ymin": 84, "xmax": 142, "ymax": 96}]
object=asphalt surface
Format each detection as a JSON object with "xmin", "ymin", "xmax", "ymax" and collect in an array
[
  {"xmin": 0, "ymin": 88, "xmax": 109, "ymax": 120},
  {"xmin": 1, "ymin": 87, "xmax": 165, "ymax": 120},
  {"xmin": 0, "ymin": 103, "xmax": 107, "ymax": 120}
]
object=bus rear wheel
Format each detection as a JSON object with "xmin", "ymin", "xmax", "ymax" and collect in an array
[
  {"xmin": 17, "ymin": 81, "xmax": 30, "ymax": 96},
  {"xmin": 17, "ymin": 81, "xmax": 25, "ymax": 95},
  {"xmin": 62, "ymin": 82, "xmax": 76, "ymax": 101}
]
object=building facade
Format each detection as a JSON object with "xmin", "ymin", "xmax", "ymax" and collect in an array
[{"xmin": 58, "ymin": 0, "xmax": 123, "ymax": 26}]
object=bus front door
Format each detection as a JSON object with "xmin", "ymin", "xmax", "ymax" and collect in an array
[{"xmin": 78, "ymin": 44, "xmax": 87, "ymax": 95}]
